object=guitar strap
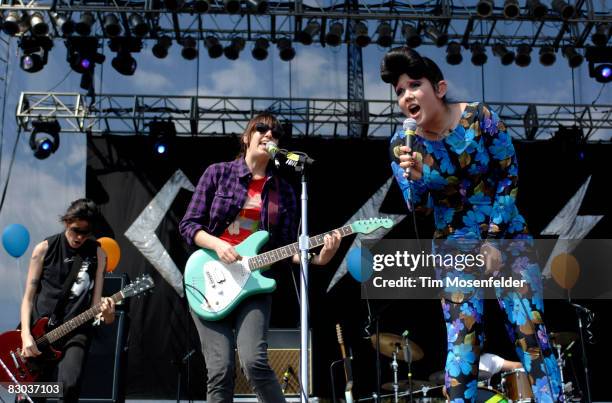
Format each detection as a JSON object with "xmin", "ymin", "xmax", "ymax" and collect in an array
[
  {"xmin": 49, "ymin": 255, "xmax": 83, "ymax": 327},
  {"xmin": 267, "ymin": 176, "xmax": 279, "ymax": 231}
]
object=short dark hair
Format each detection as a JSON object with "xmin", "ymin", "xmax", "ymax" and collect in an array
[
  {"xmin": 380, "ymin": 47, "xmax": 445, "ymax": 89},
  {"xmin": 60, "ymin": 198, "xmax": 101, "ymax": 226}
]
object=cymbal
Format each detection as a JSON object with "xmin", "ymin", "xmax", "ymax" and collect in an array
[
  {"xmin": 429, "ymin": 369, "xmax": 493, "ymax": 385},
  {"xmin": 381, "ymin": 379, "xmax": 436, "ymax": 392},
  {"xmin": 370, "ymin": 333, "xmax": 424, "ymax": 361},
  {"xmin": 549, "ymin": 331, "xmax": 578, "ymax": 347}
]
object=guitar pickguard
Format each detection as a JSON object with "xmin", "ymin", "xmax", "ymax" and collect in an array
[{"xmin": 197, "ymin": 258, "xmax": 252, "ymax": 313}]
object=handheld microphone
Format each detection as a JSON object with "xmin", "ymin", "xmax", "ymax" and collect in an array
[
  {"xmin": 401, "ymin": 330, "xmax": 412, "ymax": 363},
  {"xmin": 403, "ymin": 118, "xmax": 417, "ymax": 177}
]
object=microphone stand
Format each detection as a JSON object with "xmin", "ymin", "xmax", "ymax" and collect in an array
[
  {"xmin": 568, "ymin": 294, "xmax": 593, "ymax": 403},
  {"xmin": 273, "ymin": 150, "xmax": 315, "ymax": 403}
]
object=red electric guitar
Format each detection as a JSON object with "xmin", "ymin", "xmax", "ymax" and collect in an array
[{"xmin": 0, "ymin": 275, "xmax": 154, "ymax": 387}]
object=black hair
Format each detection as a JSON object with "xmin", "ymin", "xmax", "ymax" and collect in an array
[
  {"xmin": 380, "ymin": 46, "xmax": 445, "ymax": 92},
  {"xmin": 60, "ymin": 198, "xmax": 101, "ymax": 226}
]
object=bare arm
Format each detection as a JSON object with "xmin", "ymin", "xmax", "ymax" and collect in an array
[
  {"xmin": 501, "ymin": 359, "xmax": 523, "ymax": 372},
  {"xmin": 20, "ymin": 241, "xmax": 48, "ymax": 357},
  {"xmin": 93, "ymin": 247, "xmax": 115, "ymax": 324}
]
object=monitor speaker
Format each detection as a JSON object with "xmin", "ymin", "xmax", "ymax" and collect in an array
[{"xmin": 234, "ymin": 329, "xmax": 311, "ymax": 396}]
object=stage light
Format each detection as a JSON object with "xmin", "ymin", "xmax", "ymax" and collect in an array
[
  {"xmin": 297, "ymin": 20, "xmax": 320, "ymax": 45},
  {"xmin": 376, "ymin": 22, "xmax": 393, "ymax": 47},
  {"xmin": 103, "ymin": 14, "xmax": 122, "ymax": 37},
  {"xmin": 194, "ymin": 0, "xmax": 210, "ymax": 12},
  {"xmin": 471, "ymin": 42, "xmax": 487, "ymax": 66},
  {"xmin": 551, "ymin": 0, "xmax": 574, "ymax": 19},
  {"xmin": 492, "ymin": 43, "xmax": 515, "ymax": 65},
  {"xmin": 149, "ymin": 119, "xmax": 176, "ymax": 157},
  {"xmin": 111, "ymin": 51, "xmax": 137, "ymax": 75},
  {"xmin": 108, "ymin": 37, "xmax": 141, "ymax": 75},
  {"xmin": 446, "ymin": 41, "xmax": 463, "ymax": 65},
  {"xmin": 252, "ymin": 38, "xmax": 269, "ymax": 60},
  {"xmin": 277, "ymin": 37, "xmax": 295, "ymax": 61},
  {"xmin": 586, "ymin": 46, "xmax": 612, "ymax": 83},
  {"xmin": 424, "ymin": 24, "xmax": 447, "ymax": 47},
  {"xmin": 325, "ymin": 21, "xmax": 344, "ymax": 47},
  {"xmin": 476, "ymin": 0, "xmax": 494, "ymax": 17},
  {"xmin": 593, "ymin": 64, "xmax": 612, "ymax": 83},
  {"xmin": 539, "ymin": 45, "xmax": 556, "ymax": 66},
  {"xmin": 19, "ymin": 36, "xmax": 52, "ymax": 73},
  {"xmin": 52, "ymin": 13, "xmax": 75, "ymax": 36},
  {"xmin": 65, "ymin": 37, "xmax": 105, "ymax": 89},
  {"xmin": 515, "ymin": 44, "xmax": 532, "ymax": 67},
  {"xmin": 30, "ymin": 120, "xmax": 61, "ymax": 160},
  {"xmin": 129, "ymin": 13, "xmax": 149, "ymax": 37},
  {"xmin": 205, "ymin": 36, "xmax": 223, "ymax": 58},
  {"xmin": 354, "ymin": 21, "xmax": 370, "ymax": 47},
  {"xmin": 527, "ymin": 0, "xmax": 547, "ymax": 18},
  {"xmin": 152, "ymin": 36, "xmax": 172, "ymax": 59},
  {"xmin": 75, "ymin": 12, "xmax": 94, "ymax": 36},
  {"xmin": 224, "ymin": 0, "xmax": 241, "ymax": 14},
  {"xmin": 224, "ymin": 37, "xmax": 245, "ymax": 60},
  {"xmin": 181, "ymin": 36, "xmax": 198, "ymax": 60},
  {"xmin": 402, "ymin": 23, "xmax": 421, "ymax": 48},
  {"xmin": 503, "ymin": 0, "xmax": 520, "ymax": 18},
  {"xmin": 3, "ymin": 11, "xmax": 21, "ymax": 35},
  {"xmin": 247, "ymin": 0, "xmax": 268, "ymax": 14},
  {"xmin": 562, "ymin": 46, "xmax": 583, "ymax": 68},
  {"xmin": 591, "ymin": 24, "xmax": 609, "ymax": 47},
  {"xmin": 30, "ymin": 12, "xmax": 49, "ymax": 36}
]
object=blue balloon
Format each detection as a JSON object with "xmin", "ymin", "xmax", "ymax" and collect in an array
[
  {"xmin": 347, "ymin": 247, "xmax": 374, "ymax": 283},
  {"xmin": 2, "ymin": 224, "xmax": 30, "ymax": 258}
]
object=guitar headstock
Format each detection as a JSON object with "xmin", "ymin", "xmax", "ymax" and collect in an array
[
  {"xmin": 121, "ymin": 275, "xmax": 155, "ymax": 298},
  {"xmin": 336, "ymin": 323, "xmax": 344, "ymax": 346},
  {"xmin": 351, "ymin": 218, "xmax": 394, "ymax": 234}
]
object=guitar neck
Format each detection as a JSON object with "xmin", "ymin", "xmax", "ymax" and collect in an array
[
  {"xmin": 37, "ymin": 291, "xmax": 123, "ymax": 346},
  {"xmin": 248, "ymin": 224, "xmax": 354, "ymax": 270}
]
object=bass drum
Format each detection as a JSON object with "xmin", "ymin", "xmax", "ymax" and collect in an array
[{"xmin": 476, "ymin": 386, "xmax": 509, "ymax": 403}]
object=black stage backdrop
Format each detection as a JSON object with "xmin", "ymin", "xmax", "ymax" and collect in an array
[{"xmin": 87, "ymin": 134, "xmax": 612, "ymax": 400}]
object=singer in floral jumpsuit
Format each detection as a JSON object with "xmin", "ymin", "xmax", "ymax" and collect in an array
[{"xmin": 382, "ymin": 46, "xmax": 563, "ymax": 403}]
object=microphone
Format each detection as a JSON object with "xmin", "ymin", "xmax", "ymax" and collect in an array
[
  {"xmin": 403, "ymin": 118, "xmax": 417, "ymax": 177},
  {"xmin": 281, "ymin": 365, "xmax": 292, "ymax": 393},
  {"xmin": 401, "ymin": 330, "xmax": 412, "ymax": 363},
  {"xmin": 265, "ymin": 142, "xmax": 315, "ymax": 166}
]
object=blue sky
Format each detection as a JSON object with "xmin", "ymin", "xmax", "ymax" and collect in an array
[{"xmin": 0, "ymin": 7, "xmax": 610, "ymax": 329}]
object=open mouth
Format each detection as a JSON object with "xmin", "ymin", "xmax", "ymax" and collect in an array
[{"xmin": 408, "ymin": 104, "xmax": 421, "ymax": 115}]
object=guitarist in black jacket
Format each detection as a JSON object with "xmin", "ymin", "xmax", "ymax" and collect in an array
[{"xmin": 18, "ymin": 198, "xmax": 115, "ymax": 402}]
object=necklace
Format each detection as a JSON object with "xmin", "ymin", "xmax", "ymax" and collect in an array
[{"xmin": 420, "ymin": 107, "xmax": 457, "ymax": 141}]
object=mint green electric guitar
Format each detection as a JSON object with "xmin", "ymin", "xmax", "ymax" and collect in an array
[{"xmin": 184, "ymin": 218, "xmax": 393, "ymax": 321}]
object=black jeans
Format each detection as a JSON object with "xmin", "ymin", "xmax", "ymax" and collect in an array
[{"xmin": 191, "ymin": 294, "xmax": 286, "ymax": 403}]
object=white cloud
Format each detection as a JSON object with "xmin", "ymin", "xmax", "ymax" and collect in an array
[{"xmin": 127, "ymin": 69, "xmax": 175, "ymax": 92}]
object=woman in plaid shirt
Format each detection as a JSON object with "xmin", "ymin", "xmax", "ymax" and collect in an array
[{"xmin": 180, "ymin": 112, "xmax": 340, "ymax": 403}]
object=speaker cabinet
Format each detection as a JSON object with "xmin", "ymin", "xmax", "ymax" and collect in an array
[
  {"xmin": 79, "ymin": 274, "xmax": 129, "ymax": 402},
  {"xmin": 234, "ymin": 329, "xmax": 311, "ymax": 396}
]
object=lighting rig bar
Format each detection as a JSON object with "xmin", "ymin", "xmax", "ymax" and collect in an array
[
  {"xmin": 1, "ymin": 1, "xmax": 610, "ymax": 49},
  {"xmin": 16, "ymin": 92, "xmax": 612, "ymax": 140}
]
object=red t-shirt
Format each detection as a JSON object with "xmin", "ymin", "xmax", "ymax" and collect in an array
[{"xmin": 220, "ymin": 177, "xmax": 265, "ymax": 245}]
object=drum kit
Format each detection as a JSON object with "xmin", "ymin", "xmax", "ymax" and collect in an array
[{"xmin": 354, "ymin": 330, "xmax": 581, "ymax": 403}]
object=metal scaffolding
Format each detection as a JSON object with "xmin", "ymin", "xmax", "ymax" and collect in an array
[
  {"xmin": 16, "ymin": 92, "xmax": 612, "ymax": 140},
  {"xmin": 0, "ymin": 0, "xmax": 610, "ymax": 50}
]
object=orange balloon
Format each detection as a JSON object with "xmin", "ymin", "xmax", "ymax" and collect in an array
[
  {"xmin": 98, "ymin": 237, "xmax": 121, "ymax": 272},
  {"xmin": 551, "ymin": 252, "xmax": 580, "ymax": 290}
]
